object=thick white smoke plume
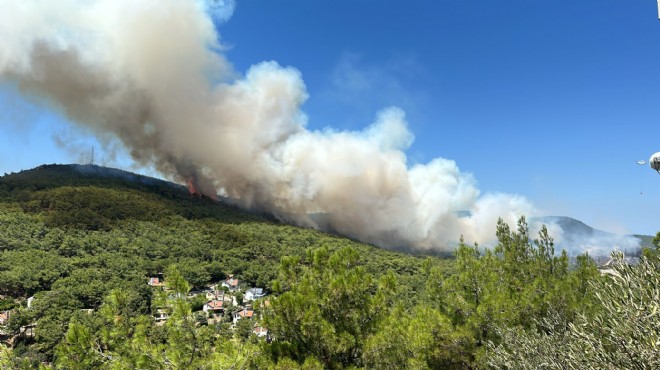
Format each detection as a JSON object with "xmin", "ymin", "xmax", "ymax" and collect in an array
[{"xmin": 0, "ymin": 0, "xmax": 597, "ymax": 252}]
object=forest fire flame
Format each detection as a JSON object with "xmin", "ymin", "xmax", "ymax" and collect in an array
[
  {"xmin": 186, "ymin": 178, "xmax": 197, "ymax": 196},
  {"xmin": 186, "ymin": 176, "xmax": 217, "ymax": 201}
]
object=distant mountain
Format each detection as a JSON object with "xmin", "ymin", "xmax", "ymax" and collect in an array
[
  {"xmin": 532, "ymin": 216, "xmax": 652, "ymax": 256},
  {"xmin": 534, "ymin": 216, "xmax": 611, "ymax": 239}
]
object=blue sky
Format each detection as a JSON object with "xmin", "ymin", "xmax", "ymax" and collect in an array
[{"xmin": 1, "ymin": 0, "xmax": 659, "ymax": 235}]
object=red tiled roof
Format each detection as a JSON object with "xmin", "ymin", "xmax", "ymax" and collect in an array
[
  {"xmin": 207, "ymin": 300, "xmax": 224, "ymax": 310},
  {"xmin": 239, "ymin": 309, "xmax": 254, "ymax": 318}
]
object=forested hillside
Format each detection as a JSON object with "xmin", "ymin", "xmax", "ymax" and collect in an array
[{"xmin": 0, "ymin": 164, "xmax": 658, "ymax": 369}]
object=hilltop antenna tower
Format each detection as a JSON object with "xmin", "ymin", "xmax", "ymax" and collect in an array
[{"xmin": 90, "ymin": 147, "xmax": 95, "ymax": 165}]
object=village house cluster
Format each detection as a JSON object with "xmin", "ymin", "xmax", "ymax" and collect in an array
[
  {"xmin": 0, "ymin": 275, "xmax": 271, "ymax": 348},
  {"xmin": 148, "ymin": 274, "xmax": 270, "ymax": 339}
]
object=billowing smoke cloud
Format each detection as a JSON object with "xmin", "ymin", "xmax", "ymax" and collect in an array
[{"xmin": 0, "ymin": 0, "xmax": 633, "ymax": 253}]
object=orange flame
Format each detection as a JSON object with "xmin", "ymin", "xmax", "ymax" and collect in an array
[
  {"xmin": 186, "ymin": 177, "xmax": 217, "ymax": 201},
  {"xmin": 186, "ymin": 178, "xmax": 197, "ymax": 195}
]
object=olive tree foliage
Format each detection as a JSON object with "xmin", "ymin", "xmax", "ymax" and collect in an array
[{"xmin": 489, "ymin": 252, "xmax": 660, "ymax": 370}]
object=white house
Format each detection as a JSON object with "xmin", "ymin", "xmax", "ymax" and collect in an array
[{"xmin": 244, "ymin": 288, "xmax": 266, "ymax": 301}]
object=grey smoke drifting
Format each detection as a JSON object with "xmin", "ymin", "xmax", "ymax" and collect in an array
[{"xmin": 0, "ymin": 0, "xmax": 632, "ymax": 253}]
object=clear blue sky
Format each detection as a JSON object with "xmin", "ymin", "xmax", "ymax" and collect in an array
[{"xmin": 1, "ymin": 0, "xmax": 659, "ymax": 235}]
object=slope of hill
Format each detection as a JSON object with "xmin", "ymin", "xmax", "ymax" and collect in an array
[
  {"xmin": 0, "ymin": 164, "xmax": 440, "ymax": 359},
  {"xmin": 0, "ymin": 163, "xmax": 433, "ymax": 282}
]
